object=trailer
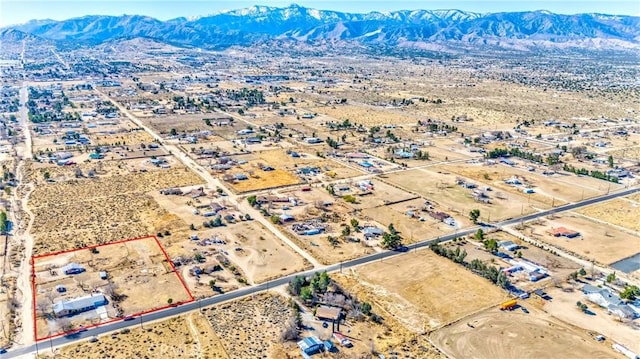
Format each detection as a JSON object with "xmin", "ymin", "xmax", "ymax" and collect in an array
[{"xmin": 500, "ymin": 299, "xmax": 518, "ymax": 311}]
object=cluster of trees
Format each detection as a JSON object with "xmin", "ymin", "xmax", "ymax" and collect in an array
[
  {"xmin": 417, "ymin": 97, "xmax": 443, "ymax": 104},
  {"xmin": 469, "ymin": 209, "xmax": 481, "ymax": 224},
  {"xmin": 468, "ymin": 259, "xmax": 511, "ymax": 289},
  {"xmin": 289, "ymin": 271, "xmax": 331, "ymax": 303},
  {"xmin": 620, "ymin": 285, "xmax": 640, "ymax": 300},
  {"xmin": 381, "ymin": 223, "xmax": 402, "ymax": 249},
  {"xmin": 202, "ymin": 216, "xmax": 224, "ymax": 228},
  {"xmin": 326, "ymin": 137, "xmax": 340, "ymax": 149},
  {"xmin": 415, "ymin": 150, "xmax": 430, "ymax": 160},
  {"xmin": 224, "ymin": 88, "xmax": 265, "ymax": 106},
  {"xmin": 326, "ymin": 119, "xmax": 353, "ymax": 130},
  {"xmin": 562, "ymin": 164, "xmax": 619, "ymax": 183},
  {"xmin": 424, "ymin": 122, "xmax": 458, "ymax": 133},
  {"xmin": 385, "ymin": 130, "xmax": 399, "ymax": 142},
  {"xmin": 567, "ymin": 268, "xmax": 588, "ymax": 281},
  {"xmin": 485, "ymin": 148, "xmax": 543, "ymax": 163},
  {"xmin": 430, "ymin": 243, "xmax": 467, "ymax": 264}
]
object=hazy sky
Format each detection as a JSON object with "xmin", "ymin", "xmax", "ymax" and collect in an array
[{"xmin": 1, "ymin": 0, "xmax": 639, "ymax": 27}]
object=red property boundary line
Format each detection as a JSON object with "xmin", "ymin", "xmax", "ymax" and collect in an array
[{"xmin": 32, "ymin": 235, "xmax": 194, "ymax": 342}]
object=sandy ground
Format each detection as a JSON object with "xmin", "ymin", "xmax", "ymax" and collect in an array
[
  {"xmin": 220, "ymin": 221, "xmax": 311, "ymax": 284},
  {"xmin": 522, "ymin": 213, "xmax": 640, "ymax": 266},
  {"xmin": 543, "ymin": 285, "xmax": 640, "ymax": 353},
  {"xmin": 55, "ymin": 312, "xmax": 227, "ymax": 359},
  {"xmin": 27, "ymin": 166, "xmax": 202, "ymax": 254},
  {"xmin": 578, "ymin": 198, "xmax": 640, "ymax": 232},
  {"xmin": 345, "ymin": 250, "xmax": 509, "ymax": 331},
  {"xmin": 430, "ymin": 306, "xmax": 623, "ymax": 359}
]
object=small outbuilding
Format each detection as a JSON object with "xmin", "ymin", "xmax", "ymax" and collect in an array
[
  {"xmin": 297, "ymin": 336, "xmax": 324, "ymax": 355},
  {"xmin": 62, "ymin": 263, "xmax": 85, "ymax": 275}
]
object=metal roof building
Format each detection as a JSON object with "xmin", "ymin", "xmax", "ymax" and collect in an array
[
  {"xmin": 53, "ymin": 293, "xmax": 108, "ymax": 317},
  {"xmin": 297, "ymin": 336, "xmax": 324, "ymax": 355}
]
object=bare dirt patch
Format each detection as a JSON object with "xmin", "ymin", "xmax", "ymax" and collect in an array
[
  {"xmin": 347, "ymin": 250, "xmax": 509, "ymax": 331},
  {"xmin": 430, "ymin": 306, "xmax": 621, "ymax": 359},
  {"xmin": 577, "ymin": 198, "xmax": 640, "ymax": 232}
]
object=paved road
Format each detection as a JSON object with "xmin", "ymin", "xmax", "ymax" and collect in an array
[{"xmin": 4, "ymin": 185, "xmax": 638, "ymax": 358}]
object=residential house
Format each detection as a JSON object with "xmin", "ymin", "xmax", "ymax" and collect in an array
[{"xmin": 53, "ymin": 294, "xmax": 108, "ymax": 317}]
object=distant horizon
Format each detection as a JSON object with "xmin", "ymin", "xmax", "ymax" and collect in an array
[{"xmin": 1, "ymin": 1, "xmax": 639, "ymax": 27}]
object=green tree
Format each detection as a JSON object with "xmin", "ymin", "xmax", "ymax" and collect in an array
[
  {"xmin": 288, "ymin": 276, "xmax": 305, "ymax": 296},
  {"xmin": 608, "ymin": 155, "xmax": 614, "ymax": 168},
  {"xmin": 350, "ymin": 218, "xmax": 359, "ymax": 230},
  {"xmin": 0, "ymin": 211, "xmax": 7, "ymax": 234},
  {"xmin": 606, "ymin": 272, "xmax": 616, "ymax": 283},
  {"xmin": 247, "ymin": 195, "xmax": 257, "ymax": 207},
  {"xmin": 469, "ymin": 209, "xmax": 481, "ymax": 224},
  {"xmin": 484, "ymin": 238, "xmax": 499, "ymax": 253},
  {"xmin": 620, "ymin": 286, "xmax": 640, "ymax": 300},
  {"xmin": 360, "ymin": 302, "xmax": 372, "ymax": 316},
  {"xmin": 300, "ymin": 286, "xmax": 312, "ymax": 302},
  {"xmin": 474, "ymin": 228, "xmax": 485, "ymax": 241},
  {"xmin": 579, "ymin": 268, "xmax": 587, "ymax": 277},
  {"xmin": 341, "ymin": 226, "xmax": 351, "ymax": 237},
  {"xmin": 208, "ymin": 279, "xmax": 216, "ymax": 290},
  {"xmin": 167, "ymin": 298, "xmax": 173, "ymax": 304},
  {"xmin": 43, "ymin": 171, "xmax": 51, "ymax": 180},
  {"xmin": 170, "ymin": 128, "xmax": 178, "ymax": 136}
]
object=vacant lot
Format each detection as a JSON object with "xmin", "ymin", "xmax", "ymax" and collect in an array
[
  {"xmin": 348, "ymin": 250, "xmax": 509, "ymax": 330},
  {"xmin": 523, "ymin": 213, "xmax": 640, "ymax": 266},
  {"xmin": 577, "ymin": 198, "xmax": 640, "ymax": 233},
  {"xmin": 225, "ymin": 168, "xmax": 300, "ymax": 193},
  {"xmin": 59, "ymin": 312, "xmax": 228, "ymax": 359},
  {"xmin": 431, "ymin": 306, "xmax": 621, "ymax": 359},
  {"xmin": 28, "ymin": 166, "xmax": 202, "ymax": 254},
  {"xmin": 219, "ymin": 221, "xmax": 311, "ymax": 283},
  {"xmin": 204, "ymin": 293, "xmax": 293, "ymax": 359}
]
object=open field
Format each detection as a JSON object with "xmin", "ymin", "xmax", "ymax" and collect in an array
[
  {"xmin": 346, "ymin": 250, "xmax": 509, "ymax": 331},
  {"xmin": 441, "ymin": 161, "xmax": 613, "ymax": 203},
  {"xmin": 384, "ymin": 168, "xmax": 536, "ymax": 225},
  {"xmin": 305, "ymin": 104, "xmax": 419, "ymax": 127},
  {"xmin": 33, "ymin": 236, "xmax": 192, "ymax": 339},
  {"xmin": 225, "ymin": 168, "xmax": 300, "ymax": 193},
  {"xmin": 58, "ymin": 312, "xmax": 228, "ymax": 359},
  {"xmin": 430, "ymin": 306, "xmax": 622, "ymax": 359},
  {"xmin": 215, "ymin": 221, "xmax": 311, "ymax": 284},
  {"xmin": 521, "ymin": 213, "xmax": 640, "ymax": 266},
  {"xmin": 577, "ymin": 198, "xmax": 640, "ymax": 232},
  {"xmin": 27, "ymin": 165, "xmax": 202, "ymax": 254}
]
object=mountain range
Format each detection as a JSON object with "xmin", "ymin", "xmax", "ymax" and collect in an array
[{"xmin": 2, "ymin": 4, "xmax": 640, "ymax": 52}]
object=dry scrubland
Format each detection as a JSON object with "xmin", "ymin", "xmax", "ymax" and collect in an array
[
  {"xmin": 28, "ymin": 165, "xmax": 202, "ymax": 254},
  {"xmin": 90, "ymin": 131, "xmax": 154, "ymax": 146},
  {"xmin": 57, "ymin": 313, "xmax": 228, "ymax": 359},
  {"xmin": 430, "ymin": 306, "xmax": 620, "ymax": 359},
  {"xmin": 226, "ymin": 168, "xmax": 300, "ymax": 193},
  {"xmin": 57, "ymin": 293, "xmax": 314, "ymax": 359},
  {"xmin": 577, "ymin": 198, "xmax": 640, "ymax": 232},
  {"xmin": 305, "ymin": 104, "xmax": 419, "ymax": 126},
  {"xmin": 346, "ymin": 250, "xmax": 509, "ymax": 331}
]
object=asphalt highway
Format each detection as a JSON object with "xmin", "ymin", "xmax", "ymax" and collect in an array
[{"xmin": 4, "ymin": 186, "xmax": 639, "ymax": 358}]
